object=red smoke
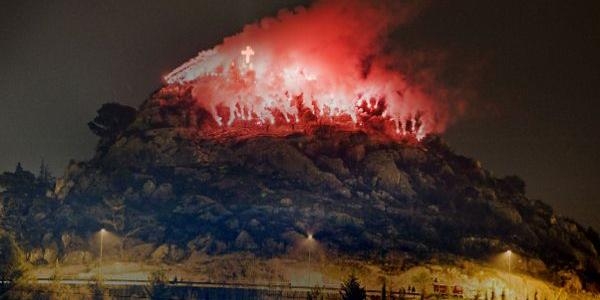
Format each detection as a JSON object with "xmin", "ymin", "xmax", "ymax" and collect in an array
[{"xmin": 164, "ymin": 1, "xmax": 457, "ymax": 139}]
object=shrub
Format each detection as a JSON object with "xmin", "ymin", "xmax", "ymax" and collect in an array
[
  {"xmin": 0, "ymin": 232, "xmax": 34, "ymax": 298},
  {"xmin": 340, "ymin": 273, "xmax": 366, "ymax": 300},
  {"xmin": 146, "ymin": 268, "xmax": 170, "ymax": 299}
]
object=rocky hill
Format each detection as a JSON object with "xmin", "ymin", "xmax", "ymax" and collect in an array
[{"xmin": 1, "ymin": 85, "xmax": 599, "ymax": 291}]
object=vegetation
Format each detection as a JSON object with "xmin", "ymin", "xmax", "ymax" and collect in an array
[
  {"xmin": 0, "ymin": 94, "xmax": 599, "ymax": 295},
  {"xmin": 47, "ymin": 260, "xmax": 73, "ymax": 300},
  {"xmin": 146, "ymin": 268, "xmax": 170, "ymax": 299},
  {"xmin": 0, "ymin": 161, "xmax": 53, "ymax": 198},
  {"xmin": 340, "ymin": 273, "xmax": 366, "ymax": 300},
  {"xmin": 0, "ymin": 162, "xmax": 58, "ymax": 266},
  {"xmin": 0, "ymin": 231, "xmax": 33, "ymax": 299},
  {"xmin": 88, "ymin": 102, "xmax": 136, "ymax": 154},
  {"xmin": 88, "ymin": 274, "xmax": 108, "ymax": 300},
  {"xmin": 88, "ymin": 102, "xmax": 137, "ymax": 138},
  {"xmin": 307, "ymin": 285, "xmax": 323, "ymax": 300}
]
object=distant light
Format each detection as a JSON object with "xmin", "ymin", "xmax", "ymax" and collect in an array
[
  {"xmin": 507, "ymin": 250, "xmax": 512, "ymax": 255},
  {"xmin": 100, "ymin": 228, "xmax": 106, "ymax": 234},
  {"xmin": 307, "ymin": 234, "xmax": 313, "ymax": 240}
]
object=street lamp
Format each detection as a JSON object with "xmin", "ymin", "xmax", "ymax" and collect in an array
[
  {"xmin": 307, "ymin": 234, "xmax": 314, "ymax": 286},
  {"xmin": 506, "ymin": 250, "xmax": 512, "ymax": 296},
  {"xmin": 506, "ymin": 250, "xmax": 512, "ymax": 276},
  {"xmin": 99, "ymin": 228, "xmax": 106, "ymax": 279}
]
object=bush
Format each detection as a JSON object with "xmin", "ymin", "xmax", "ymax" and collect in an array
[
  {"xmin": 0, "ymin": 232, "xmax": 33, "ymax": 298},
  {"xmin": 48, "ymin": 261, "xmax": 73, "ymax": 300},
  {"xmin": 340, "ymin": 273, "xmax": 366, "ymax": 300},
  {"xmin": 88, "ymin": 274, "xmax": 109, "ymax": 300},
  {"xmin": 146, "ymin": 268, "xmax": 170, "ymax": 299},
  {"xmin": 307, "ymin": 285, "xmax": 323, "ymax": 300}
]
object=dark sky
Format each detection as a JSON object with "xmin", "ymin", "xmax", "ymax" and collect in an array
[{"xmin": 1, "ymin": 1, "xmax": 599, "ymax": 229}]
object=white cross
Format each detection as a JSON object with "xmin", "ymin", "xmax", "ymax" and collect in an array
[{"xmin": 241, "ymin": 46, "xmax": 255, "ymax": 64}]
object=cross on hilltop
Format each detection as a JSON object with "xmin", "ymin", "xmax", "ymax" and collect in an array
[{"xmin": 241, "ymin": 46, "xmax": 254, "ymax": 64}]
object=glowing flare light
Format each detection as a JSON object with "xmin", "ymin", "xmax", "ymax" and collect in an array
[{"xmin": 163, "ymin": 1, "xmax": 452, "ymax": 139}]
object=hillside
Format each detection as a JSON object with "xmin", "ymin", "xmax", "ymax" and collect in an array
[{"xmin": 1, "ymin": 85, "xmax": 599, "ymax": 292}]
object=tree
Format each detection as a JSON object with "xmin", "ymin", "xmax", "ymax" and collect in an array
[
  {"xmin": 0, "ymin": 163, "xmax": 36, "ymax": 197},
  {"xmin": 88, "ymin": 103, "xmax": 136, "ymax": 153},
  {"xmin": 0, "ymin": 232, "xmax": 33, "ymax": 299},
  {"xmin": 340, "ymin": 273, "xmax": 366, "ymax": 300},
  {"xmin": 88, "ymin": 103, "xmax": 136, "ymax": 138},
  {"xmin": 35, "ymin": 159, "xmax": 55, "ymax": 197},
  {"xmin": 146, "ymin": 268, "xmax": 170, "ymax": 300},
  {"xmin": 88, "ymin": 274, "xmax": 109, "ymax": 300},
  {"xmin": 48, "ymin": 259, "xmax": 72, "ymax": 300},
  {"xmin": 378, "ymin": 276, "xmax": 387, "ymax": 300},
  {"xmin": 0, "ymin": 232, "xmax": 29, "ymax": 281},
  {"xmin": 38, "ymin": 159, "xmax": 51, "ymax": 184}
]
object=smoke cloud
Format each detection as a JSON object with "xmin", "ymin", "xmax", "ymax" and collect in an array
[{"xmin": 165, "ymin": 0, "xmax": 464, "ymax": 138}]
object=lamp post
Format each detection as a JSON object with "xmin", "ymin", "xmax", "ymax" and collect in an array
[
  {"xmin": 99, "ymin": 229, "xmax": 106, "ymax": 280},
  {"xmin": 506, "ymin": 250, "xmax": 512, "ymax": 296},
  {"xmin": 307, "ymin": 234, "xmax": 314, "ymax": 286},
  {"xmin": 506, "ymin": 250, "xmax": 512, "ymax": 275}
]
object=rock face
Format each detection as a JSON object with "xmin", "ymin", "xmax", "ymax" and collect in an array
[{"xmin": 1, "ymin": 85, "xmax": 599, "ymax": 290}]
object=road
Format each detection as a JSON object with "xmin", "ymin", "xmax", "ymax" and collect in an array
[{"xmin": 34, "ymin": 278, "xmax": 423, "ymax": 298}]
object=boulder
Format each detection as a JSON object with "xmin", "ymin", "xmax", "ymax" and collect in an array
[
  {"xmin": 151, "ymin": 183, "xmax": 174, "ymax": 201},
  {"xmin": 151, "ymin": 244, "xmax": 169, "ymax": 262},
  {"xmin": 234, "ymin": 230, "xmax": 257, "ymax": 250},
  {"xmin": 362, "ymin": 150, "xmax": 415, "ymax": 198}
]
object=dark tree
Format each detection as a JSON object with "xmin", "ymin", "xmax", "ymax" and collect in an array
[
  {"xmin": 37, "ymin": 159, "xmax": 51, "ymax": 184},
  {"xmin": 340, "ymin": 274, "xmax": 366, "ymax": 300},
  {"xmin": 35, "ymin": 159, "xmax": 55, "ymax": 197},
  {"xmin": 0, "ymin": 163, "xmax": 36, "ymax": 196},
  {"xmin": 88, "ymin": 102, "xmax": 136, "ymax": 153},
  {"xmin": 88, "ymin": 102, "xmax": 137, "ymax": 138}
]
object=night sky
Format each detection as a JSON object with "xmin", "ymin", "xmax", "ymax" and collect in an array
[{"xmin": 1, "ymin": 1, "xmax": 599, "ymax": 229}]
